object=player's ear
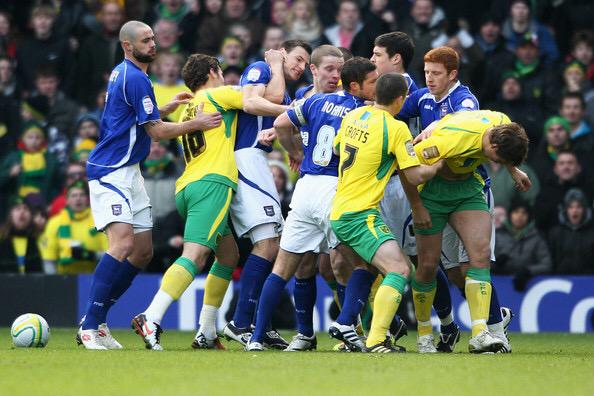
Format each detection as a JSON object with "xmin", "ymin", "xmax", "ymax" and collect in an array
[
  {"xmin": 448, "ymin": 69, "xmax": 458, "ymax": 81},
  {"xmin": 392, "ymin": 53, "xmax": 401, "ymax": 66}
]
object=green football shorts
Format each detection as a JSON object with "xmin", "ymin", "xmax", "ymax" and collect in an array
[
  {"xmin": 175, "ymin": 180, "xmax": 233, "ymax": 250},
  {"xmin": 331, "ymin": 208, "xmax": 395, "ymax": 263},
  {"xmin": 416, "ymin": 175, "xmax": 489, "ymax": 235}
]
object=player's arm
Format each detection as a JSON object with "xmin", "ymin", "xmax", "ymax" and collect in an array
[
  {"xmin": 400, "ymin": 161, "xmax": 444, "ymax": 186},
  {"xmin": 399, "ymin": 168, "xmax": 431, "ymax": 229},
  {"xmin": 262, "ymin": 50, "xmax": 286, "ymax": 104},
  {"xmin": 243, "ymin": 95, "xmax": 288, "ymax": 116},
  {"xmin": 145, "ymin": 103, "xmax": 222, "ymax": 140},
  {"xmin": 505, "ymin": 164, "xmax": 532, "ymax": 192},
  {"xmin": 273, "ymin": 112, "xmax": 303, "ymax": 161},
  {"xmin": 158, "ymin": 92, "xmax": 193, "ymax": 118}
]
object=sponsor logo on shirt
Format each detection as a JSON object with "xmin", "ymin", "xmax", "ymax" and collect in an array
[
  {"xmin": 247, "ymin": 68, "xmax": 262, "ymax": 82},
  {"xmin": 461, "ymin": 98, "xmax": 476, "ymax": 109},
  {"xmin": 405, "ymin": 140, "xmax": 416, "ymax": 157},
  {"xmin": 142, "ymin": 96, "xmax": 154, "ymax": 114},
  {"xmin": 422, "ymin": 146, "xmax": 440, "ymax": 159}
]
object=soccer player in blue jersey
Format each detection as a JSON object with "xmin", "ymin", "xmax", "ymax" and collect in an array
[
  {"xmin": 78, "ymin": 21, "xmax": 222, "ymax": 350},
  {"xmin": 223, "ymin": 40, "xmax": 312, "ymax": 349},
  {"xmin": 400, "ymin": 47, "xmax": 526, "ymax": 353},
  {"xmin": 244, "ymin": 57, "xmax": 378, "ymax": 351}
]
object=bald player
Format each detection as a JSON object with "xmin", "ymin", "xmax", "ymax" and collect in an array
[{"xmin": 78, "ymin": 21, "xmax": 222, "ymax": 350}]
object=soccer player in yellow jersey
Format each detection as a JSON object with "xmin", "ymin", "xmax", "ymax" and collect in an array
[
  {"xmin": 331, "ymin": 73, "xmax": 444, "ymax": 353},
  {"xmin": 132, "ymin": 54, "xmax": 288, "ymax": 350},
  {"xmin": 412, "ymin": 110, "xmax": 530, "ymax": 353}
]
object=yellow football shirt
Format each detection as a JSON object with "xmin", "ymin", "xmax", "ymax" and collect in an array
[
  {"xmin": 414, "ymin": 110, "xmax": 511, "ymax": 175},
  {"xmin": 175, "ymin": 85, "xmax": 244, "ymax": 194},
  {"xmin": 153, "ymin": 82, "xmax": 192, "ymax": 122},
  {"xmin": 331, "ymin": 106, "xmax": 420, "ymax": 220}
]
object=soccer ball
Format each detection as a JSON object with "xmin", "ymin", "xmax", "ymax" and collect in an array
[{"xmin": 11, "ymin": 313, "xmax": 50, "ymax": 348}]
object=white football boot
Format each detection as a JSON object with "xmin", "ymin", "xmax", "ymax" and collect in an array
[{"xmin": 417, "ymin": 334, "xmax": 438, "ymax": 353}]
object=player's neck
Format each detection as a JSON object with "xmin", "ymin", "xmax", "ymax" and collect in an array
[
  {"xmin": 374, "ymin": 104, "xmax": 396, "ymax": 116},
  {"xmin": 126, "ymin": 56, "xmax": 149, "ymax": 74},
  {"xmin": 434, "ymin": 80, "xmax": 458, "ymax": 102}
]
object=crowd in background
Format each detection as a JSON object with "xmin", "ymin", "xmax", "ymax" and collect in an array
[{"xmin": 0, "ymin": 0, "xmax": 593, "ymax": 288}]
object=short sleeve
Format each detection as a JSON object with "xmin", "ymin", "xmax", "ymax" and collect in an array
[
  {"xmin": 453, "ymin": 94, "xmax": 479, "ymax": 112},
  {"xmin": 414, "ymin": 133, "xmax": 455, "ymax": 165},
  {"xmin": 240, "ymin": 62, "xmax": 272, "ymax": 86},
  {"xmin": 287, "ymin": 93, "xmax": 318, "ymax": 128},
  {"xmin": 126, "ymin": 74, "xmax": 161, "ymax": 124},
  {"xmin": 218, "ymin": 86, "xmax": 244, "ymax": 110},
  {"xmin": 390, "ymin": 120, "xmax": 419, "ymax": 170},
  {"xmin": 397, "ymin": 89, "xmax": 421, "ymax": 121}
]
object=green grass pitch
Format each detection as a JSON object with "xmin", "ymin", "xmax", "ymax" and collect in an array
[{"xmin": 1, "ymin": 329, "xmax": 593, "ymax": 396}]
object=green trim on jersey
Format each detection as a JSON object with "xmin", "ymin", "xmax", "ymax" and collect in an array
[
  {"xmin": 376, "ymin": 114, "xmax": 395, "ymax": 180},
  {"xmin": 206, "ymin": 91, "xmax": 237, "ymax": 138}
]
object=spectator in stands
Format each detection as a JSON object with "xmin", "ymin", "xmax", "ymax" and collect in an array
[
  {"xmin": 154, "ymin": 18, "xmax": 182, "ymax": 54},
  {"xmin": 0, "ymin": 122, "xmax": 60, "ymax": 205},
  {"xmin": 486, "ymin": 72, "xmax": 544, "ymax": 150},
  {"xmin": 475, "ymin": 16, "xmax": 515, "ymax": 103},
  {"xmin": 493, "ymin": 205, "xmax": 507, "ymax": 230},
  {"xmin": 152, "ymin": 52, "xmax": 190, "ymax": 122},
  {"xmin": 223, "ymin": 0, "xmax": 263, "ymax": 46},
  {"xmin": 501, "ymin": 0, "xmax": 559, "ymax": 66},
  {"xmin": 270, "ymin": 0, "xmax": 291, "ymax": 27},
  {"xmin": 218, "ymin": 36, "xmax": 245, "ymax": 70},
  {"xmin": 559, "ymin": 92, "xmax": 593, "ymax": 155},
  {"xmin": 568, "ymin": 31, "xmax": 594, "ymax": 82},
  {"xmin": 178, "ymin": 0, "xmax": 202, "ymax": 53},
  {"xmin": 504, "ymin": 33, "xmax": 560, "ymax": 115},
  {"xmin": 16, "ymin": 5, "xmax": 74, "ymax": 95},
  {"xmin": 0, "ymin": 57, "xmax": 20, "ymax": 157},
  {"xmin": 71, "ymin": 114, "xmax": 99, "ymax": 163},
  {"xmin": 529, "ymin": 116, "xmax": 573, "ymax": 179},
  {"xmin": 486, "ymin": 159, "xmax": 540, "ymax": 211},
  {"xmin": 548, "ymin": 188, "xmax": 594, "ymax": 274},
  {"xmin": 30, "ymin": 66, "xmax": 79, "ymax": 164},
  {"xmin": 400, "ymin": 0, "xmax": 447, "ymax": 81},
  {"xmin": 251, "ymin": 26, "xmax": 286, "ymax": 62},
  {"xmin": 87, "ymin": 89, "xmax": 106, "ymax": 121},
  {"xmin": 321, "ymin": 0, "xmax": 366, "ymax": 55},
  {"xmin": 40, "ymin": 181, "xmax": 107, "ymax": 274},
  {"xmin": 534, "ymin": 150, "xmax": 594, "ymax": 232},
  {"xmin": 223, "ymin": 65, "xmax": 242, "ymax": 85},
  {"xmin": 269, "ymin": 159, "xmax": 292, "ymax": 218},
  {"xmin": 0, "ymin": 10, "xmax": 17, "ymax": 59},
  {"xmin": 286, "ymin": 0, "xmax": 322, "ymax": 47},
  {"xmin": 75, "ymin": 1, "xmax": 124, "ymax": 108},
  {"xmin": 229, "ymin": 22, "xmax": 257, "ymax": 63},
  {"xmin": 141, "ymin": 141, "xmax": 178, "ymax": 222},
  {"xmin": 145, "ymin": 0, "xmax": 189, "ymax": 26},
  {"xmin": 0, "ymin": 198, "xmax": 42, "ymax": 273},
  {"xmin": 194, "ymin": 0, "xmax": 224, "ymax": 55},
  {"xmin": 48, "ymin": 161, "xmax": 87, "ymax": 217},
  {"xmin": 445, "ymin": 20, "xmax": 486, "ymax": 98},
  {"xmin": 494, "ymin": 200, "xmax": 552, "ymax": 291}
]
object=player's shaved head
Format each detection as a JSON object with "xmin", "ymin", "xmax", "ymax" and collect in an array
[{"xmin": 119, "ymin": 20, "xmax": 150, "ymax": 43}]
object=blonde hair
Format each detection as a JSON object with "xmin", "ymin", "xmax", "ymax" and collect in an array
[{"xmin": 285, "ymin": 0, "xmax": 321, "ymax": 42}]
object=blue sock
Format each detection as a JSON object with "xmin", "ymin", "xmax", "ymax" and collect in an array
[
  {"xmin": 336, "ymin": 269, "xmax": 374, "ymax": 326},
  {"xmin": 336, "ymin": 283, "xmax": 346, "ymax": 308},
  {"xmin": 233, "ymin": 254, "xmax": 273, "ymax": 328},
  {"xmin": 487, "ymin": 284, "xmax": 503, "ymax": 325},
  {"xmin": 434, "ymin": 267, "xmax": 454, "ymax": 334},
  {"xmin": 106, "ymin": 259, "xmax": 140, "ymax": 310},
  {"xmin": 82, "ymin": 254, "xmax": 121, "ymax": 330},
  {"xmin": 251, "ymin": 273, "xmax": 286, "ymax": 343},
  {"xmin": 294, "ymin": 276, "xmax": 316, "ymax": 337}
]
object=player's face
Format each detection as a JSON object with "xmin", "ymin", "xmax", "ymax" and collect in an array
[
  {"xmin": 370, "ymin": 46, "xmax": 395, "ymax": 75},
  {"xmin": 358, "ymin": 70, "xmax": 379, "ymax": 101},
  {"xmin": 546, "ymin": 124, "xmax": 569, "ymax": 147},
  {"xmin": 284, "ymin": 46, "xmax": 310, "ymax": 81},
  {"xmin": 130, "ymin": 27, "xmax": 157, "ymax": 64},
  {"xmin": 424, "ymin": 62, "xmax": 456, "ymax": 98},
  {"xmin": 67, "ymin": 188, "xmax": 89, "ymax": 213},
  {"xmin": 314, "ymin": 56, "xmax": 343, "ymax": 93}
]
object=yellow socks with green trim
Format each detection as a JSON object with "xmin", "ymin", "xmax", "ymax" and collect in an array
[
  {"xmin": 412, "ymin": 278, "xmax": 437, "ymax": 337},
  {"xmin": 366, "ymin": 272, "xmax": 407, "ymax": 347},
  {"xmin": 144, "ymin": 257, "xmax": 197, "ymax": 324},
  {"xmin": 199, "ymin": 262, "xmax": 234, "ymax": 339},
  {"xmin": 465, "ymin": 268, "xmax": 492, "ymax": 337}
]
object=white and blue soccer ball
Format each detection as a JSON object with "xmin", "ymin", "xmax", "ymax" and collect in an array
[{"xmin": 11, "ymin": 313, "xmax": 50, "ymax": 348}]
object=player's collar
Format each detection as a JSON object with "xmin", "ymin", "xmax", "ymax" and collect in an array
[{"xmin": 429, "ymin": 80, "xmax": 461, "ymax": 103}]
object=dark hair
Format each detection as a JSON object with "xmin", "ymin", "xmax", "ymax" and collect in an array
[
  {"xmin": 0, "ymin": 199, "xmax": 34, "ymax": 240},
  {"xmin": 489, "ymin": 123, "xmax": 529, "ymax": 166},
  {"xmin": 281, "ymin": 39, "xmax": 312, "ymax": 55},
  {"xmin": 341, "ymin": 57, "xmax": 376, "ymax": 92},
  {"xmin": 374, "ymin": 32, "xmax": 415, "ymax": 70},
  {"xmin": 571, "ymin": 30, "xmax": 594, "ymax": 52},
  {"xmin": 35, "ymin": 64, "xmax": 59, "ymax": 79},
  {"xmin": 182, "ymin": 54, "xmax": 220, "ymax": 91},
  {"xmin": 375, "ymin": 73, "xmax": 408, "ymax": 105},
  {"xmin": 556, "ymin": 148, "xmax": 578, "ymax": 160},
  {"xmin": 338, "ymin": 47, "xmax": 353, "ymax": 61},
  {"xmin": 561, "ymin": 92, "xmax": 586, "ymax": 109}
]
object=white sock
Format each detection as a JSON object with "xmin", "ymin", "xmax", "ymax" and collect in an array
[
  {"xmin": 488, "ymin": 321, "xmax": 504, "ymax": 337},
  {"xmin": 144, "ymin": 290, "xmax": 174, "ymax": 324},
  {"xmin": 198, "ymin": 305, "xmax": 218, "ymax": 339},
  {"xmin": 440, "ymin": 313, "xmax": 453, "ymax": 327}
]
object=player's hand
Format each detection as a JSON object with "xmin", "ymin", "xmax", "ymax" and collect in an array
[
  {"xmin": 169, "ymin": 235, "xmax": 183, "ymax": 248},
  {"xmin": 288, "ymin": 152, "xmax": 303, "ymax": 172},
  {"xmin": 411, "ymin": 204, "xmax": 432, "ymax": 230},
  {"xmin": 257, "ymin": 128, "xmax": 277, "ymax": 146},
  {"xmin": 265, "ymin": 49, "xmax": 285, "ymax": 68},
  {"xmin": 162, "ymin": 92, "xmax": 194, "ymax": 115},
  {"xmin": 413, "ymin": 129, "xmax": 432, "ymax": 144},
  {"xmin": 509, "ymin": 167, "xmax": 532, "ymax": 192},
  {"xmin": 193, "ymin": 102, "xmax": 222, "ymax": 130}
]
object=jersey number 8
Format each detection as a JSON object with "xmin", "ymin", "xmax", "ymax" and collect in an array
[{"xmin": 312, "ymin": 125, "xmax": 335, "ymax": 166}]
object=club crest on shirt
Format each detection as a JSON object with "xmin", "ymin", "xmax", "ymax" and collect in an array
[
  {"xmin": 142, "ymin": 95, "xmax": 154, "ymax": 114},
  {"xmin": 247, "ymin": 68, "xmax": 261, "ymax": 82},
  {"xmin": 264, "ymin": 206, "xmax": 275, "ymax": 216},
  {"xmin": 405, "ymin": 140, "xmax": 416, "ymax": 157},
  {"xmin": 422, "ymin": 146, "xmax": 440, "ymax": 159},
  {"xmin": 111, "ymin": 204, "xmax": 122, "ymax": 216},
  {"xmin": 439, "ymin": 102, "xmax": 449, "ymax": 117}
]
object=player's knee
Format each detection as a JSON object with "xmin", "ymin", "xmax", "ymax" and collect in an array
[
  {"xmin": 252, "ymin": 237, "xmax": 279, "ymax": 262},
  {"xmin": 415, "ymin": 264, "xmax": 437, "ymax": 283},
  {"xmin": 295, "ymin": 259, "xmax": 316, "ymax": 279},
  {"xmin": 109, "ymin": 237, "xmax": 135, "ymax": 261}
]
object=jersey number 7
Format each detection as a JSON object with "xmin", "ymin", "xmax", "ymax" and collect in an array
[{"xmin": 340, "ymin": 144, "xmax": 358, "ymax": 174}]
